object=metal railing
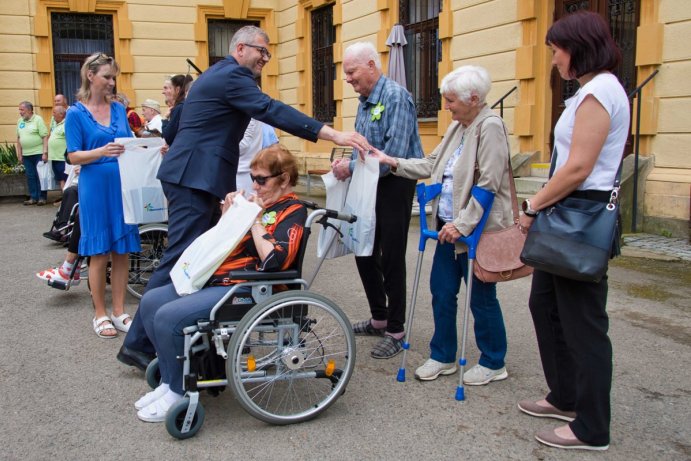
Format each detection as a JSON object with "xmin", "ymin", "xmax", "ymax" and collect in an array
[
  {"xmin": 491, "ymin": 86, "xmax": 517, "ymax": 119},
  {"xmin": 627, "ymin": 69, "xmax": 659, "ymax": 233}
]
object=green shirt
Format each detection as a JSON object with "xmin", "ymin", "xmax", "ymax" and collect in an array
[
  {"xmin": 48, "ymin": 119, "xmax": 66, "ymax": 161},
  {"xmin": 17, "ymin": 114, "xmax": 48, "ymax": 156}
]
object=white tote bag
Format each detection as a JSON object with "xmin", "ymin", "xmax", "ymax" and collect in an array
[
  {"xmin": 341, "ymin": 155, "xmax": 379, "ymax": 256},
  {"xmin": 316, "ymin": 172, "xmax": 353, "ymax": 259},
  {"xmin": 37, "ymin": 160, "xmax": 56, "ymax": 191},
  {"xmin": 116, "ymin": 137, "xmax": 166, "ymax": 224},
  {"xmin": 170, "ymin": 195, "xmax": 261, "ymax": 296}
]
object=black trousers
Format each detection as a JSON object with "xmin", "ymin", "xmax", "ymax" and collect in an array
[
  {"xmin": 528, "ymin": 269, "xmax": 612, "ymax": 446},
  {"xmin": 124, "ymin": 180, "xmax": 219, "ymax": 354},
  {"xmin": 355, "ymin": 174, "xmax": 416, "ymax": 334}
]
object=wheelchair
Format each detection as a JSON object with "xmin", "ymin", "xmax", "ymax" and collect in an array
[
  {"xmin": 144, "ymin": 203, "xmax": 357, "ymax": 439},
  {"xmin": 45, "ymin": 203, "xmax": 168, "ymax": 299}
]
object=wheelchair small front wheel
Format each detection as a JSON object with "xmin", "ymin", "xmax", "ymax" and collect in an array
[
  {"xmin": 227, "ymin": 291, "xmax": 356, "ymax": 425},
  {"xmin": 145, "ymin": 357, "xmax": 161, "ymax": 390},
  {"xmin": 165, "ymin": 397, "xmax": 205, "ymax": 440},
  {"xmin": 127, "ymin": 223, "xmax": 168, "ymax": 299}
]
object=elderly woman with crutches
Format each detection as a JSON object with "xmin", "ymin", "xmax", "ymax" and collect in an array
[{"xmin": 368, "ymin": 65, "xmax": 514, "ymax": 385}]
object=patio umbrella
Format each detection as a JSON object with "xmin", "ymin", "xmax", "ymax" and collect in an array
[{"xmin": 386, "ymin": 24, "xmax": 408, "ymax": 90}]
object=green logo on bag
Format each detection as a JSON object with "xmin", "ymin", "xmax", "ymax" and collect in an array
[
  {"xmin": 182, "ymin": 262, "xmax": 191, "ymax": 279},
  {"xmin": 144, "ymin": 202, "xmax": 165, "ymax": 212}
]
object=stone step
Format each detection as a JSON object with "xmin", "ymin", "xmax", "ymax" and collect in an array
[
  {"xmin": 531, "ymin": 162, "xmax": 550, "ymax": 178},
  {"xmin": 514, "ymin": 176, "xmax": 547, "ymax": 195}
]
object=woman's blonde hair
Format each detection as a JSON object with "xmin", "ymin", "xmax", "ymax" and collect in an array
[{"xmin": 76, "ymin": 53, "xmax": 120, "ymax": 103}]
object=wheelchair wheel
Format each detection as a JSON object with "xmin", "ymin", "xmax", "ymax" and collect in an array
[
  {"xmin": 165, "ymin": 397, "xmax": 205, "ymax": 440},
  {"xmin": 145, "ymin": 357, "xmax": 161, "ymax": 390},
  {"xmin": 227, "ymin": 291, "xmax": 355, "ymax": 425},
  {"xmin": 127, "ymin": 223, "xmax": 168, "ymax": 299}
]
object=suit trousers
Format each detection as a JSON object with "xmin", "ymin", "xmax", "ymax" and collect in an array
[
  {"xmin": 354, "ymin": 174, "xmax": 416, "ymax": 334},
  {"xmin": 123, "ymin": 181, "xmax": 218, "ymax": 354},
  {"xmin": 528, "ymin": 268, "xmax": 612, "ymax": 446}
]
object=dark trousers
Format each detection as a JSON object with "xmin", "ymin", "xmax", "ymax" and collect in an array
[
  {"xmin": 354, "ymin": 174, "xmax": 416, "ymax": 334},
  {"xmin": 528, "ymin": 269, "xmax": 612, "ymax": 446},
  {"xmin": 123, "ymin": 181, "xmax": 219, "ymax": 354}
]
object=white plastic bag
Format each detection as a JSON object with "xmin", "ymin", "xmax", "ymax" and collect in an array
[
  {"xmin": 37, "ymin": 160, "xmax": 56, "ymax": 191},
  {"xmin": 316, "ymin": 172, "xmax": 352, "ymax": 259},
  {"xmin": 116, "ymin": 137, "xmax": 166, "ymax": 224},
  {"xmin": 170, "ymin": 195, "xmax": 261, "ymax": 296},
  {"xmin": 341, "ymin": 156, "xmax": 378, "ymax": 256}
]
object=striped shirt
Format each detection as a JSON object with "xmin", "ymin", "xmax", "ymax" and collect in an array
[{"xmin": 351, "ymin": 75, "xmax": 423, "ymax": 176}]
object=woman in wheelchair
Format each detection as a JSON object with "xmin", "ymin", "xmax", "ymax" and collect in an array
[{"xmin": 134, "ymin": 145, "xmax": 307, "ymax": 422}]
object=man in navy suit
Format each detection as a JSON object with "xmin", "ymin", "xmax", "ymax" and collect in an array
[{"xmin": 118, "ymin": 25, "xmax": 371, "ymax": 370}]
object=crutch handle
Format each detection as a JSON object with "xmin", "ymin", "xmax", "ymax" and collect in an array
[{"xmin": 456, "ymin": 185, "xmax": 495, "ymax": 259}]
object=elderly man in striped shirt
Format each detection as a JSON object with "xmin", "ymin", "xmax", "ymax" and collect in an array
[{"xmin": 332, "ymin": 41, "xmax": 423, "ymax": 359}]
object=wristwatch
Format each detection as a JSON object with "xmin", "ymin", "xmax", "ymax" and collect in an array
[{"xmin": 522, "ymin": 199, "xmax": 539, "ymax": 217}]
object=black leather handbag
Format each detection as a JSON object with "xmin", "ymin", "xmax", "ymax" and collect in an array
[{"xmin": 519, "ymin": 151, "xmax": 622, "ymax": 283}]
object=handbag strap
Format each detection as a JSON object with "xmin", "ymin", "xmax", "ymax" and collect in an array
[
  {"xmin": 549, "ymin": 145, "xmax": 623, "ymax": 209},
  {"xmin": 474, "ymin": 116, "xmax": 520, "ymax": 223}
]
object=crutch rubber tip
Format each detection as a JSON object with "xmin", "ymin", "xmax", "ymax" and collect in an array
[
  {"xmin": 402, "ymin": 342, "xmax": 410, "ymax": 350},
  {"xmin": 396, "ymin": 368, "xmax": 406, "ymax": 382},
  {"xmin": 455, "ymin": 386, "xmax": 466, "ymax": 401}
]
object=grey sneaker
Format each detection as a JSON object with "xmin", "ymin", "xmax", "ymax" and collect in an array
[
  {"xmin": 370, "ymin": 335, "xmax": 403, "ymax": 359},
  {"xmin": 462, "ymin": 364, "xmax": 508, "ymax": 385},
  {"xmin": 414, "ymin": 359, "xmax": 457, "ymax": 381}
]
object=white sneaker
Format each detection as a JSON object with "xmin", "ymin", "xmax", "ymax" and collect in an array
[
  {"xmin": 463, "ymin": 364, "xmax": 508, "ymax": 386},
  {"xmin": 414, "ymin": 359, "xmax": 457, "ymax": 381}
]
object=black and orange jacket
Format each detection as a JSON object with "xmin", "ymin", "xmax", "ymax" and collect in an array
[{"xmin": 207, "ymin": 193, "xmax": 307, "ymax": 286}]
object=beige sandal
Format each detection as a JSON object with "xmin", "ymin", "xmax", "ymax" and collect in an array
[{"xmin": 93, "ymin": 316, "xmax": 117, "ymax": 339}]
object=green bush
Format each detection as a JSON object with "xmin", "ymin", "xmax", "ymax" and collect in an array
[{"xmin": 0, "ymin": 143, "xmax": 24, "ymax": 175}]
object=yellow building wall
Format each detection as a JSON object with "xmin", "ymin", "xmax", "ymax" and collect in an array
[
  {"xmin": 0, "ymin": 2, "xmax": 38, "ymax": 143},
  {"xmin": 644, "ymin": 0, "xmax": 691, "ymax": 224}
]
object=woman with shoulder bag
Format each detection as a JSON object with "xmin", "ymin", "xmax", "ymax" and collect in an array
[
  {"xmin": 516, "ymin": 11, "xmax": 630, "ymax": 451},
  {"xmin": 368, "ymin": 65, "xmax": 514, "ymax": 385}
]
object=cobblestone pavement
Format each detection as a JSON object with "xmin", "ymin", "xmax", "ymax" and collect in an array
[{"xmin": 623, "ymin": 233, "xmax": 691, "ymax": 261}]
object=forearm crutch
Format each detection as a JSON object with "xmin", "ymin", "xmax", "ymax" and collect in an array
[
  {"xmin": 453, "ymin": 185, "xmax": 494, "ymax": 400},
  {"xmin": 397, "ymin": 182, "xmax": 442, "ymax": 383}
]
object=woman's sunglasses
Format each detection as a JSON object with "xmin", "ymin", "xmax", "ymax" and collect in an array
[{"xmin": 250, "ymin": 172, "xmax": 283, "ymax": 186}]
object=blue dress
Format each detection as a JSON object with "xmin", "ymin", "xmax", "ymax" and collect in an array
[{"xmin": 65, "ymin": 101, "xmax": 141, "ymax": 256}]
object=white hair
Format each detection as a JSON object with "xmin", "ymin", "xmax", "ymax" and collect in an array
[
  {"xmin": 440, "ymin": 65, "xmax": 492, "ymax": 104},
  {"xmin": 343, "ymin": 42, "xmax": 381, "ymax": 70}
]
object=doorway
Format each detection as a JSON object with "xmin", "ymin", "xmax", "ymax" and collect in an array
[{"xmin": 549, "ymin": 0, "xmax": 639, "ymax": 156}]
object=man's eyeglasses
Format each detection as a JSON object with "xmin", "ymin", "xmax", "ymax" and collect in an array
[
  {"xmin": 250, "ymin": 172, "xmax": 282, "ymax": 185},
  {"xmin": 243, "ymin": 43, "xmax": 272, "ymax": 60}
]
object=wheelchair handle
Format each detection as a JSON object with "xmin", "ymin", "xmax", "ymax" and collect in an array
[{"xmin": 306, "ymin": 208, "xmax": 357, "ymax": 228}]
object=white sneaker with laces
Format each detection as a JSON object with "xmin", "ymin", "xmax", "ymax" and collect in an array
[
  {"xmin": 463, "ymin": 364, "xmax": 508, "ymax": 386},
  {"xmin": 414, "ymin": 359, "xmax": 457, "ymax": 381}
]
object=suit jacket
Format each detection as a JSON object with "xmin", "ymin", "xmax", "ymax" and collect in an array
[
  {"xmin": 157, "ymin": 56, "xmax": 323, "ymax": 199},
  {"xmin": 394, "ymin": 105, "xmax": 515, "ymax": 252}
]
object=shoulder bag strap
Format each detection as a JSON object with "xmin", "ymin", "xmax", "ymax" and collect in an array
[{"xmin": 474, "ymin": 115, "xmax": 520, "ymax": 223}]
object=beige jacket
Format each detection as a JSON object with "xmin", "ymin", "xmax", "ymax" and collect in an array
[{"xmin": 394, "ymin": 105, "xmax": 515, "ymax": 253}]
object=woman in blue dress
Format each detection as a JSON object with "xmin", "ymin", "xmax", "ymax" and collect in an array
[{"xmin": 65, "ymin": 53, "xmax": 141, "ymax": 338}]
